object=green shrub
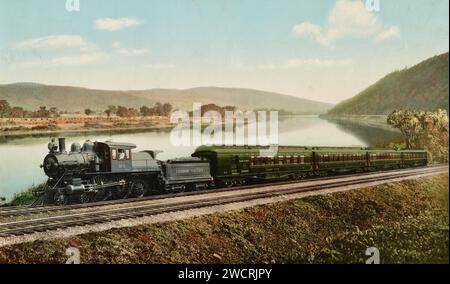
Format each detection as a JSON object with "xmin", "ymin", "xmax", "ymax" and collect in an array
[{"xmin": 9, "ymin": 184, "xmax": 45, "ymax": 206}]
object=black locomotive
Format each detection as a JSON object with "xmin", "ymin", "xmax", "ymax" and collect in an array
[
  {"xmin": 35, "ymin": 138, "xmax": 212, "ymax": 205},
  {"xmin": 34, "ymin": 138, "xmax": 429, "ymax": 206}
]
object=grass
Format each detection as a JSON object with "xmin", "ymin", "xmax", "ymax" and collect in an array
[
  {"xmin": 0, "ymin": 174, "xmax": 448, "ymax": 264},
  {"xmin": 7, "ymin": 184, "xmax": 45, "ymax": 206}
]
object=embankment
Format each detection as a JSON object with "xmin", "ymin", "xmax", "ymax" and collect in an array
[{"xmin": 0, "ymin": 174, "xmax": 448, "ymax": 264}]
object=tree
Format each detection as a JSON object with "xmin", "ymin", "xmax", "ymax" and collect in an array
[
  {"xmin": 36, "ymin": 106, "xmax": 50, "ymax": 118},
  {"xmin": 154, "ymin": 102, "xmax": 163, "ymax": 116},
  {"xmin": 162, "ymin": 103, "xmax": 173, "ymax": 116},
  {"xmin": 105, "ymin": 109, "xmax": 112, "ymax": 118},
  {"xmin": 116, "ymin": 106, "xmax": 129, "ymax": 117},
  {"xmin": 388, "ymin": 109, "xmax": 449, "ymax": 162},
  {"xmin": 10, "ymin": 107, "xmax": 25, "ymax": 118},
  {"xmin": 128, "ymin": 108, "xmax": 139, "ymax": 117},
  {"xmin": 108, "ymin": 105, "xmax": 118, "ymax": 115},
  {"xmin": 418, "ymin": 109, "xmax": 449, "ymax": 162},
  {"xmin": 0, "ymin": 100, "xmax": 11, "ymax": 117},
  {"xmin": 140, "ymin": 106, "xmax": 151, "ymax": 116},
  {"xmin": 387, "ymin": 110, "xmax": 422, "ymax": 148},
  {"xmin": 224, "ymin": 105, "xmax": 236, "ymax": 112},
  {"xmin": 49, "ymin": 107, "xmax": 59, "ymax": 117},
  {"xmin": 84, "ymin": 109, "xmax": 94, "ymax": 116}
]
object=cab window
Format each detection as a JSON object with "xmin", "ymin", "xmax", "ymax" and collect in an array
[
  {"xmin": 118, "ymin": 149, "xmax": 126, "ymax": 160},
  {"xmin": 111, "ymin": 149, "xmax": 117, "ymax": 160}
]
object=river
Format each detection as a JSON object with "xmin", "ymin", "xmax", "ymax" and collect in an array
[{"xmin": 0, "ymin": 116, "xmax": 401, "ymax": 201}]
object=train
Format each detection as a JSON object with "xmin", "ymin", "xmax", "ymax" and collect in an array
[{"xmin": 33, "ymin": 137, "xmax": 430, "ymax": 205}]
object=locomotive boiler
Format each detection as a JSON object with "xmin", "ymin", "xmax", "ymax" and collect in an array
[{"xmin": 43, "ymin": 138, "xmax": 96, "ymax": 178}]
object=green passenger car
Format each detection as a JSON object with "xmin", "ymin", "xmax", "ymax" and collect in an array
[
  {"xmin": 192, "ymin": 145, "xmax": 314, "ymax": 186},
  {"xmin": 313, "ymin": 147, "xmax": 367, "ymax": 173},
  {"xmin": 366, "ymin": 148, "xmax": 428, "ymax": 170},
  {"xmin": 192, "ymin": 146, "xmax": 430, "ymax": 186}
]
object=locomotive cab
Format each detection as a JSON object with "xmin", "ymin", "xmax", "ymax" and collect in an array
[{"xmin": 94, "ymin": 141, "xmax": 137, "ymax": 172}]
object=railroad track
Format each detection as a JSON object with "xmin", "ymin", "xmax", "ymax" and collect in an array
[
  {"xmin": 0, "ymin": 165, "xmax": 446, "ymax": 217},
  {"xmin": 0, "ymin": 165, "xmax": 447, "ymax": 237}
]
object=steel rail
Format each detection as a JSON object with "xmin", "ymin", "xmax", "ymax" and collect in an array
[
  {"xmin": 0, "ymin": 166, "xmax": 447, "ymax": 237},
  {"xmin": 0, "ymin": 165, "xmax": 446, "ymax": 217}
]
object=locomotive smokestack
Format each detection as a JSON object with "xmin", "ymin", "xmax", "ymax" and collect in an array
[{"xmin": 58, "ymin": 138, "xmax": 66, "ymax": 153}]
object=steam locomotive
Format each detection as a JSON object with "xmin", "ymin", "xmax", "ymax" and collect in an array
[
  {"xmin": 36, "ymin": 138, "xmax": 212, "ymax": 205},
  {"xmin": 34, "ymin": 137, "xmax": 429, "ymax": 206}
]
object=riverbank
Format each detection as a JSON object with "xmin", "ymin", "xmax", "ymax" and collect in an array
[
  {"xmin": 0, "ymin": 113, "xmax": 262, "ymax": 139},
  {"xmin": 0, "ymin": 174, "xmax": 447, "ymax": 264},
  {"xmin": 0, "ymin": 124, "xmax": 175, "ymax": 139},
  {"xmin": 0, "ymin": 116, "xmax": 175, "ymax": 139}
]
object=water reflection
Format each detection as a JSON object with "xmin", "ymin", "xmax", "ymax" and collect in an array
[{"xmin": 326, "ymin": 119, "xmax": 402, "ymax": 146}]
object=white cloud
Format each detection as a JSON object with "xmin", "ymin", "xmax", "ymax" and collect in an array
[
  {"xmin": 80, "ymin": 43, "xmax": 98, "ymax": 52},
  {"xmin": 95, "ymin": 18, "xmax": 143, "ymax": 31},
  {"xmin": 327, "ymin": 0, "xmax": 380, "ymax": 39},
  {"xmin": 18, "ymin": 53, "xmax": 109, "ymax": 67},
  {"xmin": 293, "ymin": 0, "xmax": 400, "ymax": 46},
  {"xmin": 292, "ymin": 22, "xmax": 329, "ymax": 46},
  {"xmin": 284, "ymin": 58, "xmax": 352, "ymax": 68},
  {"xmin": 374, "ymin": 26, "xmax": 400, "ymax": 42},
  {"xmin": 119, "ymin": 48, "xmax": 150, "ymax": 55},
  {"xmin": 16, "ymin": 35, "xmax": 97, "ymax": 51},
  {"xmin": 51, "ymin": 53, "xmax": 109, "ymax": 66},
  {"xmin": 142, "ymin": 63, "xmax": 176, "ymax": 69},
  {"xmin": 112, "ymin": 42, "xmax": 150, "ymax": 55}
]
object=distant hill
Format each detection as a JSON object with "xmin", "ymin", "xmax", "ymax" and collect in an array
[
  {"xmin": 0, "ymin": 84, "xmax": 333, "ymax": 115},
  {"xmin": 327, "ymin": 52, "xmax": 449, "ymax": 115}
]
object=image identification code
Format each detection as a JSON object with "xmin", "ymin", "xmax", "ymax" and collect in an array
[{"xmin": 178, "ymin": 268, "xmax": 272, "ymax": 281}]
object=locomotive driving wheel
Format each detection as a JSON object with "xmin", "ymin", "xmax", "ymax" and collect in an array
[
  {"xmin": 129, "ymin": 180, "xmax": 147, "ymax": 198},
  {"xmin": 112, "ymin": 176, "xmax": 128, "ymax": 199},
  {"xmin": 93, "ymin": 175, "xmax": 104, "ymax": 185},
  {"xmin": 92, "ymin": 176, "xmax": 108, "ymax": 202}
]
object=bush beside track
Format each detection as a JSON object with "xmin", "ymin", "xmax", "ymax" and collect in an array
[{"xmin": 0, "ymin": 174, "xmax": 448, "ymax": 264}]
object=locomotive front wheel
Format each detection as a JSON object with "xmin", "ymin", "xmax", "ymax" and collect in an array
[
  {"xmin": 79, "ymin": 193, "xmax": 91, "ymax": 204},
  {"xmin": 54, "ymin": 192, "xmax": 69, "ymax": 206},
  {"xmin": 129, "ymin": 181, "xmax": 146, "ymax": 198}
]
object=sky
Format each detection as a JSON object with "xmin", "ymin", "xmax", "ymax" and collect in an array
[{"xmin": 0, "ymin": 0, "xmax": 448, "ymax": 104}]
